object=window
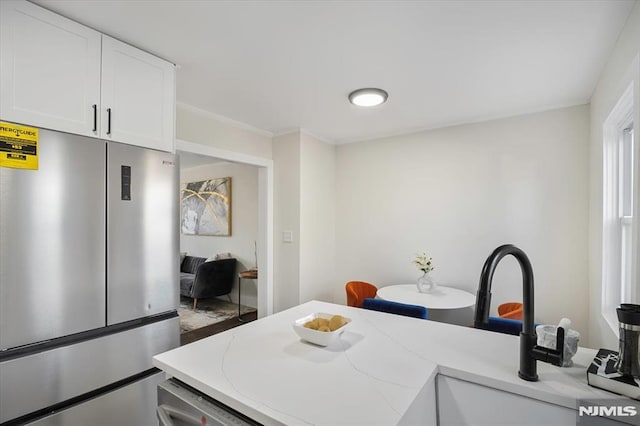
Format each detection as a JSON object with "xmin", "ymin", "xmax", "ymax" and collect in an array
[
  {"xmin": 602, "ymin": 83, "xmax": 636, "ymax": 333},
  {"xmin": 621, "ymin": 125, "xmax": 635, "ymax": 301}
]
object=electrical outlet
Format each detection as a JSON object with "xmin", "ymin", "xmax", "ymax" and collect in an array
[{"xmin": 283, "ymin": 230, "xmax": 293, "ymax": 243}]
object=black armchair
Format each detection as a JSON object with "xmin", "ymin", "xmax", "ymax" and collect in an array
[{"xmin": 180, "ymin": 256, "xmax": 237, "ymax": 309}]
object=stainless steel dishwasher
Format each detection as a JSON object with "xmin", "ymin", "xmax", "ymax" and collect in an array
[{"xmin": 157, "ymin": 378, "xmax": 261, "ymax": 426}]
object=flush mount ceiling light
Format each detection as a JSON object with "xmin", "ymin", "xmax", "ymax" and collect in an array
[{"xmin": 348, "ymin": 88, "xmax": 388, "ymax": 107}]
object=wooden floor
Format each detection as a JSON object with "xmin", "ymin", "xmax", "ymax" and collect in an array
[{"xmin": 180, "ymin": 310, "xmax": 258, "ymax": 346}]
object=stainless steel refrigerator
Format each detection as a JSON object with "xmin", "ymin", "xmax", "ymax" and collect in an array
[{"xmin": 0, "ymin": 127, "xmax": 180, "ymax": 425}]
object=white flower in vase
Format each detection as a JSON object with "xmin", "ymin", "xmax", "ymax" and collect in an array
[{"xmin": 413, "ymin": 252, "xmax": 436, "ymax": 293}]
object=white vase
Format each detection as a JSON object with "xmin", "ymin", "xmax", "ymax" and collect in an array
[{"xmin": 417, "ymin": 272, "xmax": 436, "ymax": 293}]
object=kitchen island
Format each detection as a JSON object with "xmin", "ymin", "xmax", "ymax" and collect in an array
[{"xmin": 153, "ymin": 300, "xmax": 634, "ymax": 425}]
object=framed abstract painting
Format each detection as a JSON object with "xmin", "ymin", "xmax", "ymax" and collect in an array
[{"xmin": 180, "ymin": 177, "xmax": 232, "ymax": 236}]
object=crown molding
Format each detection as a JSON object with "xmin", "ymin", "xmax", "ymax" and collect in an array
[
  {"xmin": 300, "ymin": 128, "xmax": 335, "ymax": 145},
  {"xmin": 272, "ymin": 128, "xmax": 335, "ymax": 145},
  {"xmin": 177, "ymin": 102, "xmax": 274, "ymax": 138},
  {"xmin": 335, "ymin": 101, "xmax": 589, "ymax": 145},
  {"xmin": 272, "ymin": 128, "xmax": 301, "ymax": 138}
]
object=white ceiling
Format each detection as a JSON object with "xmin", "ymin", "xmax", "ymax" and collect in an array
[{"xmin": 33, "ymin": 0, "xmax": 636, "ymax": 144}]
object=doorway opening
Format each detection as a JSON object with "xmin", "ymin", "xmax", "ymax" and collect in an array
[{"xmin": 175, "ymin": 140, "xmax": 273, "ymax": 343}]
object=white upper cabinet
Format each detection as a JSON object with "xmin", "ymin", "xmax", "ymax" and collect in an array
[
  {"xmin": 0, "ymin": 1, "xmax": 175, "ymax": 152},
  {"xmin": 101, "ymin": 36, "xmax": 175, "ymax": 152},
  {"xmin": 0, "ymin": 0, "xmax": 101, "ymax": 137}
]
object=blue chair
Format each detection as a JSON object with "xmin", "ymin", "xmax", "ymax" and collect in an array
[
  {"xmin": 361, "ymin": 298, "xmax": 428, "ymax": 319},
  {"xmin": 481, "ymin": 317, "xmax": 541, "ymax": 336}
]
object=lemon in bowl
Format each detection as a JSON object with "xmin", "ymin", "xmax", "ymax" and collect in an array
[{"xmin": 292, "ymin": 313, "xmax": 351, "ymax": 346}]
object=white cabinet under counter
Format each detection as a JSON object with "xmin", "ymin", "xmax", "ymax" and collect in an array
[
  {"xmin": 437, "ymin": 375, "xmax": 576, "ymax": 425},
  {"xmin": 0, "ymin": 0, "xmax": 175, "ymax": 152}
]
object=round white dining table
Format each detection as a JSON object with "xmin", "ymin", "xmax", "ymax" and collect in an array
[{"xmin": 376, "ymin": 284, "xmax": 476, "ymax": 310}]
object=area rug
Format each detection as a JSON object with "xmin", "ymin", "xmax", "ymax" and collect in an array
[{"xmin": 178, "ymin": 297, "xmax": 256, "ymax": 333}]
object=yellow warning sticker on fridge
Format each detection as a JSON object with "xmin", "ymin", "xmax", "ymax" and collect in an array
[{"xmin": 0, "ymin": 122, "xmax": 39, "ymax": 169}]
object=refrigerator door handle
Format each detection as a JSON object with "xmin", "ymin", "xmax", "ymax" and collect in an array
[
  {"xmin": 92, "ymin": 104, "xmax": 97, "ymax": 132},
  {"xmin": 157, "ymin": 404, "xmax": 202, "ymax": 426}
]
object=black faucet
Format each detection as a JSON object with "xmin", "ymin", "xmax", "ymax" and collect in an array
[{"xmin": 474, "ymin": 244, "xmax": 565, "ymax": 382}]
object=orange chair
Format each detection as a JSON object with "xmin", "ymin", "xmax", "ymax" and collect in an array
[
  {"xmin": 498, "ymin": 302, "xmax": 523, "ymax": 320},
  {"xmin": 345, "ymin": 281, "xmax": 378, "ymax": 308}
]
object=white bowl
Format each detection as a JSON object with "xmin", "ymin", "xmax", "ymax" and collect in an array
[{"xmin": 292, "ymin": 313, "xmax": 352, "ymax": 346}]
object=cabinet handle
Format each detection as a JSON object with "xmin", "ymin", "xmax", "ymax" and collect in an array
[
  {"xmin": 107, "ymin": 108, "xmax": 112, "ymax": 135},
  {"xmin": 157, "ymin": 404, "xmax": 201, "ymax": 425},
  {"xmin": 92, "ymin": 104, "xmax": 97, "ymax": 132}
]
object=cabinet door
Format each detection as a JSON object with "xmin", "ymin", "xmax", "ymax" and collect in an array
[
  {"xmin": 437, "ymin": 375, "xmax": 577, "ymax": 425},
  {"xmin": 101, "ymin": 35, "xmax": 175, "ymax": 152},
  {"xmin": 0, "ymin": 0, "xmax": 101, "ymax": 136}
]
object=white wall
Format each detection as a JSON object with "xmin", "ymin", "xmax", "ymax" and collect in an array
[
  {"xmin": 336, "ymin": 105, "xmax": 590, "ymax": 339},
  {"xmin": 177, "ymin": 103, "xmax": 272, "ymax": 159},
  {"xmin": 300, "ymin": 131, "xmax": 337, "ymax": 303},
  {"xmin": 273, "ymin": 132, "xmax": 301, "ymax": 312},
  {"xmin": 180, "ymin": 161, "xmax": 259, "ymax": 308},
  {"xmin": 589, "ymin": 2, "xmax": 640, "ymax": 349},
  {"xmin": 272, "ymin": 131, "xmax": 338, "ymax": 310}
]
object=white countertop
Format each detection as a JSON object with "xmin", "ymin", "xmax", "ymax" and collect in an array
[
  {"xmin": 153, "ymin": 300, "xmax": 623, "ymax": 425},
  {"xmin": 377, "ymin": 284, "xmax": 476, "ymax": 310}
]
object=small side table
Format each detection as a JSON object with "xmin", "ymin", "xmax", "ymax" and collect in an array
[{"xmin": 238, "ymin": 269, "xmax": 257, "ymax": 321}]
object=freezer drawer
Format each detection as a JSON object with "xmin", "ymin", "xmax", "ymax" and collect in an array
[
  {"xmin": 107, "ymin": 142, "xmax": 179, "ymax": 325},
  {"xmin": 26, "ymin": 370, "xmax": 167, "ymax": 426},
  {"xmin": 0, "ymin": 128, "xmax": 106, "ymax": 350},
  {"xmin": 0, "ymin": 317, "xmax": 179, "ymax": 423}
]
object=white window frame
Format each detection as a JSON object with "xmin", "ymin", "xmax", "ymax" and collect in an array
[
  {"xmin": 602, "ymin": 83, "xmax": 636, "ymax": 334},
  {"xmin": 621, "ymin": 125, "xmax": 635, "ymax": 301}
]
